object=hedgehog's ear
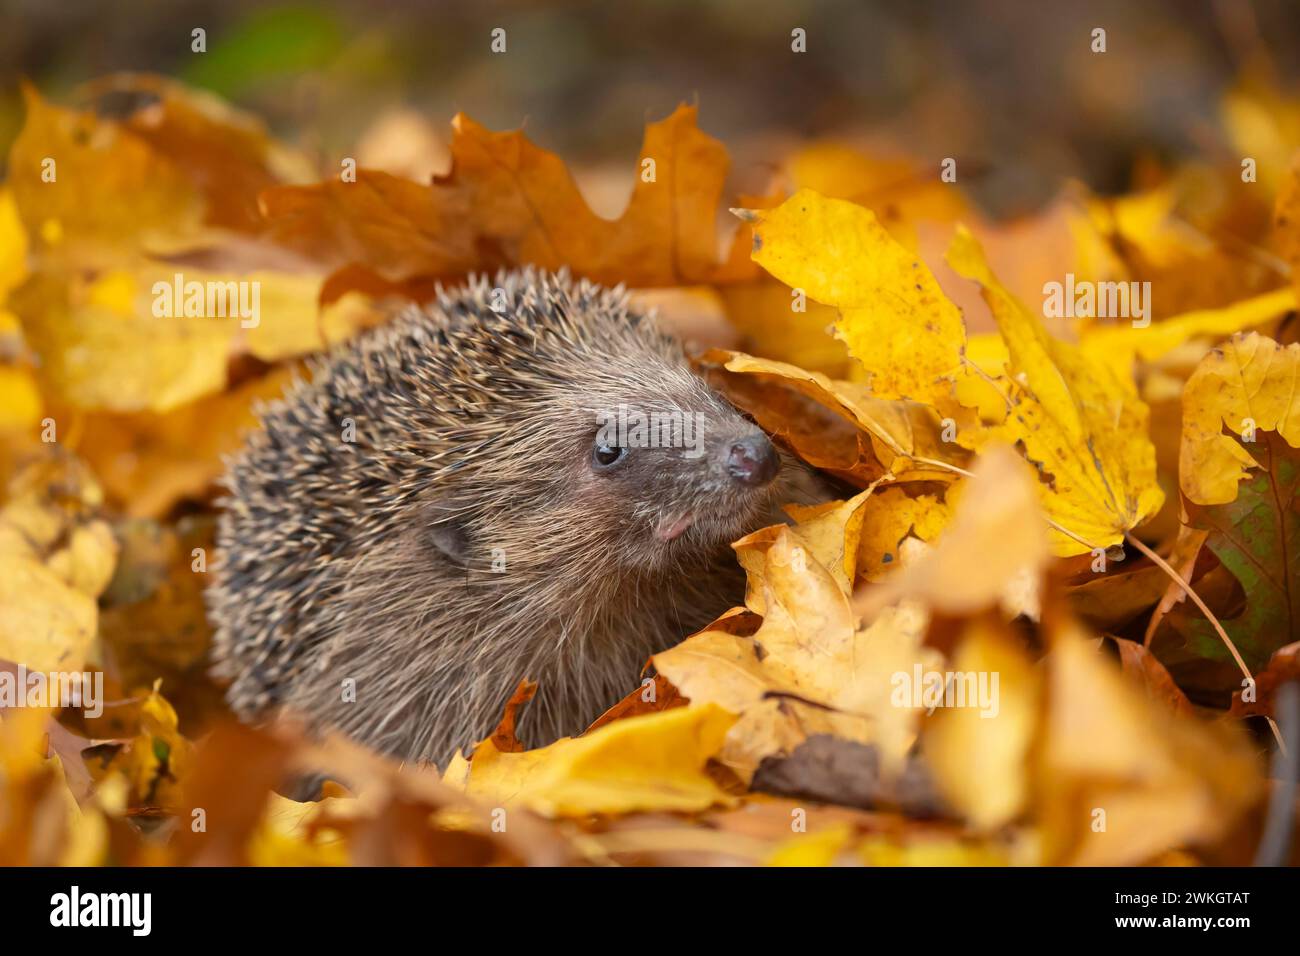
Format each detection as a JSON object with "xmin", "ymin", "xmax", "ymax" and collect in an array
[
  {"xmin": 429, "ymin": 519, "xmax": 472, "ymax": 567},
  {"xmin": 425, "ymin": 500, "xmax": 475, "ymax": 569}
]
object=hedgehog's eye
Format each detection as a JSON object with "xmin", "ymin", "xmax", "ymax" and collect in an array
[{"xmin": 592, "ymin": 441, "xmax": 629, "ymax": 470}]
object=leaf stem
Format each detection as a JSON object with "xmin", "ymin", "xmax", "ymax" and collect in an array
[{"xmin": 1124, "ymin": 531, "xmax": 1286, "ymax": 751}]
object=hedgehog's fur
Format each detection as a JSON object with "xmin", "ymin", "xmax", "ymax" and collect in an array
[{"xmin": 209, "ymin": 268, "xmax": 823, "ymax": 767}]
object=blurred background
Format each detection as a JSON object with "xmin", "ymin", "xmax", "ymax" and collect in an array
[{"xmin": 3, "ymin": 0, "xmax": 1300, "ymax": 217}]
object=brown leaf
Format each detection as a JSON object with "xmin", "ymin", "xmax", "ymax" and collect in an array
[
  {"xmin": 1110, "ymin": 637, "xmax": 1196, "ymax": 717},
  {"xmin": 1231, "ymin": 641, "xmax": 1300, "ymax": 719}
]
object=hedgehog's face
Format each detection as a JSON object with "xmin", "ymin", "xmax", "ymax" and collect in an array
[{"xmin": 571, "ymin": 374, "xmax": 790, "ymax": 568}]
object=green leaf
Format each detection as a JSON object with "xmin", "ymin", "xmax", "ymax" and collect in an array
[{"xmin": 1184, "ymin": 431, "xmax": 1300, "ymax": 671}]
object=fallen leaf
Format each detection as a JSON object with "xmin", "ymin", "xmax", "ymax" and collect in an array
[
  {"xmin": 0, "ymin": 455, "xmax": 116, "ymax": 672},
  {"xmin": 1177, "ymin": 430, "xmax": 1300, "ymax": 673},
  {"xmin": 1035, "ymin": 626, "xmax": 1261, "ymax": 866},
  {"xmin": 443, "ymin": 105, "xmax": 738, "ymax": 286},
  {"xmin": 740, "ymin": 188, "xmax": 967, "ymax": 407},
  {"xmin": 1110, "ymin": 638, "xmax": 1196, "ymax": 717},
  {"xmin": 856, "ymin": 445, "xmax": 1049, "ymax": 620},
  {"xmin": 12, "ymin": 269, "xmax": 235, "ymax": 413},
  {"xmin": 698, "ymin": 348, "xmax": 965, "ymax": 484},
  {"xmin": 1179, "ymin": 332, "xmax": 1300, "ymax": 505},
  {"xmin": 9, "ymin": 82, "xmax": 207, "ymax": 267},
  {"xmin": 657, "ymin": 526, "xmax": 940, "ymax": 782},
  {"xmin": 947, "ymin": 227, "xmax": 1165, "ymax": 554},
  {"xmin": 461, "ymin": 704, "xmax": 737, "ymax": 817},
  {"xmin": 922, "ymin": 616, "xmax": 1039, "ymax": 831},
  {"xmin": 853, "ymin": 488, "xmax": 951, "ymax": 582},
  {"xmin": 1080, "ymin": 287, "xmax": 1294, "ymax": 382},
  {"xmin": 1231, "ymin": 641, "xmax": 1300, "ymax": 719},
  {"xmin": 88, "ymin": 684, "xmax": 194, "ymax": 811}
]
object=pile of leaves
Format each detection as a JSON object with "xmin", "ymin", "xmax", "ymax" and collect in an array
[{"xmin": 1, "ymin": 72, "xmax": 1298, "ymax": 866}]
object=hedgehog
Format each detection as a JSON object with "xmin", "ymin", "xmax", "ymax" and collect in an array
[{"xmin": 208, "ymin": 268, "xmax": 825, "ymax": 767}]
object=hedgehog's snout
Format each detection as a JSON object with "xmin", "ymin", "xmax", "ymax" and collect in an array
[{"xmin": 724, "ymin": 433, "xmax": 779, "ymax": 487}]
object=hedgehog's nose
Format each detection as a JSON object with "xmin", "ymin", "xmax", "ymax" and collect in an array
[{"xmin": 726, "ymin": 434, "xmax": 779, "ymax": 487}]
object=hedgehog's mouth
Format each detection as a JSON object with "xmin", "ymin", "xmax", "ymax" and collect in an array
[
  {"xmin": 654, "ymin": 484, "xmax": 779, "ymax": 546},
  {"xmin": 655, "ymin": 512, "xmax": 694, "ymax": 541}
]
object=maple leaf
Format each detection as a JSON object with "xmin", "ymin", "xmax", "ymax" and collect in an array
[
  {"xmin": 856, "ymin": 445, "xmax": 1050, "ymax": 620},
  {"xmin": 262, "ymin": 103, "xmax": 752, "ymax": 291},
  {"xmin": 738, "ymin": 189, "xmax": 1165, "ymax": 555},
  {"xmin": 738, "ymin": 188, "xmax": 967, "ymax": 408},
  {"xmin": 442, "ymin": 105, "xmax": 740, "ymax": 286},
  {"xmin": 946, "ymin": 227, "xmax": 1165, "ymax": 554},
  {"xmin": 6, "ymin": 80, "xmax": 375, "ymax": 415},
  {"xmin": 654, "ymin": 524, "xmax": 940, "ymax": 783},
  {"xmin": 260, "ymin": 169, "xmax": 477, "ymax": 282},
  {"xmin": 10, "ymin": 76, "xmax": 311, "ymax": 266}
]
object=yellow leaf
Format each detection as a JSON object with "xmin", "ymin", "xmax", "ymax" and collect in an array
[
  {"xmin": 657, "ymin": 527, "xmax": 940, "ymax": 781},
  {"xmin": 1080, "ymin": 287, "xmax": 1295, "ymax": 382},
  {"xmin": 1084, "ymin": 185, "xmax": 1198, "ymax": 271},
  {"xmin": 954, "ymin": 332, "xmax": 1012, "ymax": 423},
  {"xmin": 73, "ymin": 367, "xmax": 295, "ymax": 517},
  {"xmin": 740, "ymin": 189, "xmax": 967, "ymax": 406},
  {"xmin": 0, "ymin": 187, "xmax": 29, "ymax": 300},
  {"xmin": 854, "ymin": 488, "xmax": 951, "ymax": 582},
  {"xmin": 247, "ymin": 793, "xmax": 352, "ymax": 866},
  {"xmin": 1223, "ymin": 80, "xmax": 1300, "ymax": 194},
  {"xmin": 0, "ymin": 367, "xmax": 42, "ymax": 431},
  {"xmin": 0, "ymin": 557, "xmax": 98, "ymax": 672},
  {"xmin": 245, "ymin": 279, "xmax": 373, "ymax": 362},
  {"xmin": 786, "ymin": 142, "xmax": 968, "ymax": 245},
  {"xmin": 922, "ymin": 618, "xmax": 1039, "ymax": 831},
  {"xmin": 766, "ymin": 823, "xmax": 854, "ymax": 866},
  {"xmin": 785, "ymin": 487, "xmax": 874, "ymax": 593},
  {"xmin": 463, "ymin": 704, "xmax": 736, "ymax": 817},
  {"xmin": 946, "ymin": 227, "xmax": 1164, "ymax": 554},
  {"xmin": 858, "ymin": 446, "xmax": 1048, "ymax": 619},
  {"xmin": 0, "ymin": 457, "xmax": 116, "ymax": 672},
  {"xmin": 13, "ymin": 269, "xmax": 234, "ymax": 412},
  {"xmin": 857, "ymin": 833, "xmax": 1013, "ymax": 867},
  {"xmin": 92, "ymin": 685, "xmax": 195, "ymax": 810},
  {"xmin": 1179, "ymin": 333, "xmax": 1300, "ymax": 505},
  {"xmin": 10, "ymin": 83, "xmax": 207, "ymax": 268},
  {"xmin": 716, "ymin": 281, "xmax": 852, "ymax": 378},
  {"xmin": 1035, "ymin": 627, "xmax": 1261, "ymax": 866},
  {"xmin": 0, "ymin": 707, "xmax": 107, "ymax": 865}
]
